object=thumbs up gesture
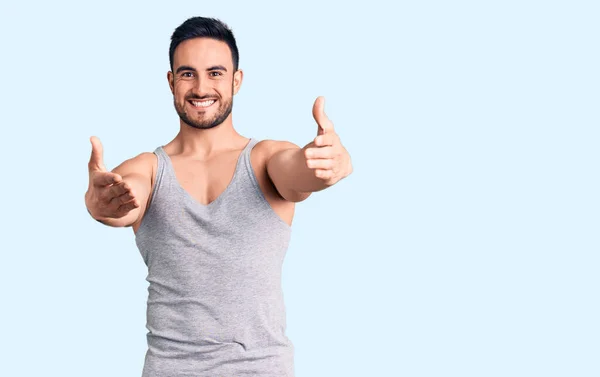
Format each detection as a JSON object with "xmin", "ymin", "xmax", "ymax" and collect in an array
[
  {"xmin": 85, "ymin": 136, "xmax": 140, "ymax": 220},
  {"xmin": 304, "ymin": 96, "xmax": 353, "ymax": 186}
]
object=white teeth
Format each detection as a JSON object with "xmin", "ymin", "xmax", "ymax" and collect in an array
[{"xmin": 191, "ymin": 100, "xmax": 215, "ymax": 107}]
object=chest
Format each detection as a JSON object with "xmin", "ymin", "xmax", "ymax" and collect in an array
[{"xmin": 169, "ymin": 151, "xmax": 240, "ymax": 206}]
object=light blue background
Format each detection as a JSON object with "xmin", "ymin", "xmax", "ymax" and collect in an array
[{"xmin": 0, "ymin": 1, "xmax": 598, "ymax": 376}]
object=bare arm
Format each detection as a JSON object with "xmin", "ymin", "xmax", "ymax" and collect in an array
[
  {"xmin": 85, "ymin": 136, "xmax": 153, "ymax": 228},
  {"xmin": 266, "ymin": 97, "xmax": 353, "ymax": 202}
]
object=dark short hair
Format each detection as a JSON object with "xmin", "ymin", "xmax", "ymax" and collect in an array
[{"xmin": 169, "ymin": 16, "xmax": 239, "ymax": 72}]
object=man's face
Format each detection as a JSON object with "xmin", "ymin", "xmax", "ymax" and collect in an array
[{"xmin": 168, "ymin": 38, "xmax": 242, "ymax": 130}]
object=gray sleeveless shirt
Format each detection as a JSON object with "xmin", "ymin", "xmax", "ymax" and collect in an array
[{"xmin": 134, "ymin": 138, "xmax": 295, "ymax": 376}]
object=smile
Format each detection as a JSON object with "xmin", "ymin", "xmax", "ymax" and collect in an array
[{"xmin": 188, "ymin": 99, "xmax": 216, "ymax": 108}]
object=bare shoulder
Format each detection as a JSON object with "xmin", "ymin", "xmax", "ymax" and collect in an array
[
  {"xmin": 250, "ymin": 139, "xmax": 298, "ymax": 226},
  {"xmin": 112, "ymin": 151, "xmax": 157, "ymax": 178},
  {"xmin": 253, "ymin": 139, "xmax": 300, "ymax": 158}
]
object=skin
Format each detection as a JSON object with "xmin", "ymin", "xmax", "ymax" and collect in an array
[{"xmin": 85, "ymin": 37, "xmax": 353, "ymax": 232}]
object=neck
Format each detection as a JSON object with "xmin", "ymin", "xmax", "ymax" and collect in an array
[{"xmin": 169, "ymin": 114, "xmax": 248, "ymax": 157}]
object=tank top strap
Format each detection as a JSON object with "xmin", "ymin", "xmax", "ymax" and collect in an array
[
  {"xmin": 241, "ymin": 138, "xmax": 260, "ymax": 163},
  {"xmin": 238, "ymin": 138, "xmax": 261, "ymax": 188},
  {"xmin": 152, "ymin": 145, "xmax": 166, "ymax": 166},
  {"xmin": 151, "ymin": 145, "xmax": 173, "ymax": 188}
]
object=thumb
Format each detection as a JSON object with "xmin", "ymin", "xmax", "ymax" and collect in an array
[
  {"xmin": 88, "ymin": 136, "xmax": 107, "ymax": 172},
  {"xmin": 312, "ymin": 96, "xmax": 334, "ymax": 136}
]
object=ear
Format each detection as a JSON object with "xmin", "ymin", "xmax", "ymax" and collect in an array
[
  {"xmin": 167, "ymin": 71, "xmax": 174, "ymax": 94},
  {"xmin": 233, "ymin": 69, "xmax": 243, "ymax": 95}
]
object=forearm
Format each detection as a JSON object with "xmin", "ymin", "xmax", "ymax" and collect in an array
[
  {"xmin": 86, "ymin": 205, "xmax": 134, "ymax": 227},
  {"xmin": 267, "ymin": 144, "xmax": 331, "ymax": 195}
]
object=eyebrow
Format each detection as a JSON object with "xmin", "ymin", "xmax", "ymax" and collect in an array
[
  {"xmin": 175, "ymin": 65, "xmax": 228, "ymax": 74},
  {"xmin": 175, "ymin": 65, "xmax": 197, "ymax": 74},
  {"xmin": 206, "ymin": 65, "xmax": 227, "ymax": 72}
]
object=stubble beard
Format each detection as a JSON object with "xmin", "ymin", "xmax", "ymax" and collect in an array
[{"xmin": 174, "ymin": 92, "xmax": 234, "ymax": 130}]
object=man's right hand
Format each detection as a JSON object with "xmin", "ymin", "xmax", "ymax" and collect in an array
[{"xmin": 85, "ymin": 136, "xmax": 140, "ymax": 221}]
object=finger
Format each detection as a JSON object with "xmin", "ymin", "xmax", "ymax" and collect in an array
[
  {"xmin": 108, "ymin": 189, "xmax": 136, "ymax": 206},
  {"xmin": 104, "ymin": 193, "xmax": 138, "ymax": 215},
  {"xmin": 305, "ymin": 146, "xmax": 335, "ymax": 159},
  {"xmin": 88, "ymin": 136, "xmax": 107, "ymax": 172},
  {"xmin": 312, "ymin": 96, "xmax": 335, "ymax": 136},
  {"xmin": 306, "ymin": 159, "xmax": 334, "ymax": 169},
  {"xmin": 315, "ymin": 169, "xmax": 334, "ymax": 180},
  {"xmin": 105, "ymin": 181, "xmax": 131, "ymax": 199},
  {"xmin": 114, "ymin": 199, "xmax": 140, "ymax": 217},
  {"xmin": 314, "ymin": 133, "xmax": 336, "ymax": 147},
  {"xmin": 92, "ymin": 171, "xmax": 123, "ymax": 187}
]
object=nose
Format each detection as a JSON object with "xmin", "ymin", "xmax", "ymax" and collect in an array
[{"xmin": 190, "ymin": 76, "xmax": 213, "ymax": 98}]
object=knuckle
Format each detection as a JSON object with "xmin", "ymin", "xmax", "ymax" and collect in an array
[
  {"xmin": 95, "ymin": 190, "xmax": 105, "ymax": 202},
  {"xmin": 104, "ymin": 188, "xmax": 115, "ymax": 200},
  {"xmin": 108, "ymin": 197, "xmax": 120, "ymax": 209}
]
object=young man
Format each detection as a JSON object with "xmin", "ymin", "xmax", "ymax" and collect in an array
[{"xmin": 85, "ymin": 16, "xmax": 352, "ymax": 376}]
